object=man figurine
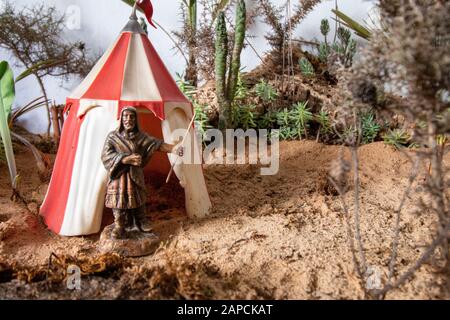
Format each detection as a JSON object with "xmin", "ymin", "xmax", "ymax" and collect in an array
[{"xmin": 101, "ymin": 107, "xmax": 183, "ymax": 239}]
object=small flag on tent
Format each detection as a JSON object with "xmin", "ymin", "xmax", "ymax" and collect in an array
[{"xmin": 137, "ymin": 0, "xmax": 157, "ymax": 29}]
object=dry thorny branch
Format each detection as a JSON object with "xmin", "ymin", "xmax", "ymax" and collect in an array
[
  {"xmin": 329, "ymin": 0, "xmax": 450, "ymax": 299},
  {"xmin": 257, "ymin": 0, "xmax": 321, "ymax": 70},
  {"xmin": 173, "ymin": 0, "xmax": 258, "ymax": 82}
]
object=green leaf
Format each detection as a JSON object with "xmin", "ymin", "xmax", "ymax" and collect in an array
[
  {"xmin": 0, "ymin": 61, "xmax": 18, "ymax": 188},
  {"xmin": 332, "ymin": 9, "xmax": 372, "ymax": 40},
  {"xmin": 15, "ymin": 59, "xmax": 63, "ymax": 83},
  {"xmin": 255, "ymin": 79, "xmax": 278, "ymax": 102},
  {"xmin": 121, "ymin": 0, "xmax": 136, "ymax": 8},
  {"xmin": 0, "ymin": 61, "xmax": 15, "ymax": 117}
]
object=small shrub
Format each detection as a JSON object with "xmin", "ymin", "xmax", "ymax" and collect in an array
[
  {"xmin": 383, "ymin": 129, "xmax": 411, "ymax": 149},
  {"xmin": 361, "ymin": 112, "xmax": 380, "ymax": 144},
  {"xmin": 276, "ymin": 108, "xmax": 291, "ymax": 127},
  {"xmin": 333, "ymin": 27, "xmax": 357, "ymax": 67},
  {"xmin": 257, "ymin": 111, "xmax": 278, "ymax": 129},
  {"xmin": 235, "ymin": 73, "xmax": 249, "ymax": 100},
  {"xmin": 320, "ymin": 19, "xmax": 330, "ymax": 41},
  {"xmin": 274, "ymin": 127, "xmax": 298, "ymax": 141},
  {"xmin": 232, "ymin": 104, "xmax": 257, "ymax": 130},
  {"xmin": 255, "ymin": 79, "xmax": 278, "ymax": 103},
  {"xmin": 176, "ymin": 73, "xmax": 196, "ymax": 100},
  {"xmin": 299, "ymin": 57, "xmax": 315, "ymax": 77},
  {"xmin": 315, "ymin": 110, "xmax": 332, "ymax": 141},
  {"xmin": 194, "ymin": 103, "xmax": 212, "ymax": 140},
  {"xmin": 319, "ymin": 43, "xmax": 331, "ymax": 63},
  {"xmin": 290, "ymin": 101, "xmax": 313, "ymax": 139}
]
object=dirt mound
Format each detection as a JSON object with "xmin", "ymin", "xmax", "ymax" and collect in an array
[{"xmin": 0, "ymin": 141, "xmax": 448, "ymax": 299}]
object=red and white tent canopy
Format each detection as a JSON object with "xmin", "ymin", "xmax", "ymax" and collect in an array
[
  {"xmin": 66, "ymin": 21, "xmax": 189, "ymax": 120},
  {"xmin": 40, "ymin": 15, "xmax": 211, "ymax": 236}
]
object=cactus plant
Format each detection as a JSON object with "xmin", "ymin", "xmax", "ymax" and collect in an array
[
  {"xmin": 215, "ymin": 11, "xmax": 229, "ymax": 129},
  {"xmin": 215, "ymin": 0, "xmax": 246, "ymax": 129},
  {"xmin": 227, "ymin": 0, "xmax": 246, "ymax": 103}
]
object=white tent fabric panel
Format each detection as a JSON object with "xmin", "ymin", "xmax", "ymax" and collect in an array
[
  {"xmin": 59, "ymin": 101, "xmax": 119, "ymax": 236},
  {"xmin": 162, "ymin": 103, "xmax": 212, "ymax": 219},
  {"xmin": 121, "ymin": 34, "xmax": 162, "ymax": 101}
]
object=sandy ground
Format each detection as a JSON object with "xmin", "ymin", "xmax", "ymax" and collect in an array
[{"xmin": 0, "ymin": 140, "xmax": 448, "ymax": 299}]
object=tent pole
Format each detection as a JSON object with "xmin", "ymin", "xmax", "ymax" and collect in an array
[
  {"xmin": 165, "ymin": 112, "xmax": 196, "ymax": 184},
  {"xmin": 130, "ymin": 2, "xmax": 138, "ymax": 20}
]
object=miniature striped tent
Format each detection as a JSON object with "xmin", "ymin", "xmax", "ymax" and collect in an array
[{"xmin": 40, "ymin": 14, "xmax": 211, "ymax": 236}]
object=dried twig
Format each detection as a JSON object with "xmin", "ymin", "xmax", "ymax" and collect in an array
[
  {"xmin": 387, "ymin": 155, "xmax": 420, "ymax": 283},
  {"xmin": 329, "ymin": 176, "xmax": 363, "ymax": 280},
  {"xmin": 378, "ymin": 222, "xmax": 450, "ymax": 298},
  {"xmin": 351, "ymin": 145, "xmax": 367, "ymax": 275}
]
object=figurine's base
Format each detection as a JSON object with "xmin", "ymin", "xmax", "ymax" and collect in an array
[{"xmin": 97, "ymin": 224, "xmax": 160, "ymax": 257}]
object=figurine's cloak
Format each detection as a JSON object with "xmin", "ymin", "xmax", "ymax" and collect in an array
[{"xmin": 102, "ymin": 108, "xmax": 163, "ymax": 209}]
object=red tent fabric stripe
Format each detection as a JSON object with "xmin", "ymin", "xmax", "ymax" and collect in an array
[
  {"xmin": 140, "ymin": 34, "xmax": 189, "ymax": 103},
  {"xmin": 82, "ymin": 33, "xmax": 131, "ymax": 101},
  {"xmin": 40, "ymin": 101, "xmax": 82, "ymax": 233}
]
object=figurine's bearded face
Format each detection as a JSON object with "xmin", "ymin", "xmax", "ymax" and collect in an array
[{"xmin": 122, "ymin": 110, "xmax": 137, "ymax": 132}]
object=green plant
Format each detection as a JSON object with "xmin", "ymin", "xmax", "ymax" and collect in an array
[
  {"xmin": 9, "ymin": 96, "xmax": 50, "ymax": 127},
  {"xmin": 271, "ymin": 126, "xmax": 297, "ymax": 141},
  {"xmin": 176, "ymin": 72, "xmax": 212, "ymax": 142},
  {"xmin": 383, "ymin": 129, "xmax": 411, "ymax": 149},
  {"xmin": 255, "ymin": 79, "xmax": 279, "ymax": 103},
  {"xmin": 0, "ymin": 61, "xmax": 17, "ymax": 188},
  {"xmin": 332, "ymin": 8, "xmax": 373, "ymax": 40},
  {"xmin": 278, "ymin": 126, "xmax": 298, "ymax": 140},
  {"xmin": 215, "ymin": 0, "xmax": 247, "ymax": 129},
  {"xmin": 361, "ymin": 112, "xmax": 381, "ymax": 144},
  {"xmin": 194, "ymin": 103, "xmax": 212, "ymax": 140},
  {"xmin": 318, "ymin": 18, "xmax": 332, "ymax": 62},
  {"xmin": 320, "ymin": 19, "xmax": 330, "ymax": 45},
  {"xmin": 275, "ymin": 109, "xmax": 296, "ymax": 139},
  {"xmin": 290, "ymin": 101, "xmax": 313, "ymax": 139},
  {"xmin": 276, "ymin": 108, "xmax": 291, "ymax": 127},
  {"xmin": 234, "ymin": 72, "xmax": 249, "ymax": 100},
  {"xmin": 319, "ymin": 42, "xmax": 331, "ymax": 63},
  {"xmin": 257, "ymin": 111, "xmax": 278, "ymax": 129},
  {"xmin": 232, "ymin": 104, "xmax": 257, "ymax": 130},
  {"xmin": 332, "ymin": 26, "xmax": 357, "ymax": 67},
  {"xmin": 315, "ymin": 110, "xmax": 332, "ymax": 142},
  {"xmin": 318, "ymin": 17, "xmax": 358, "ymax": 68},
  {"xmin": 176, "ymin": 72, "xmax": 196, "ymax": 100},
  {"xmin": 299, "ymin": 57, "xmax": 315, "ymax": 77}
]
